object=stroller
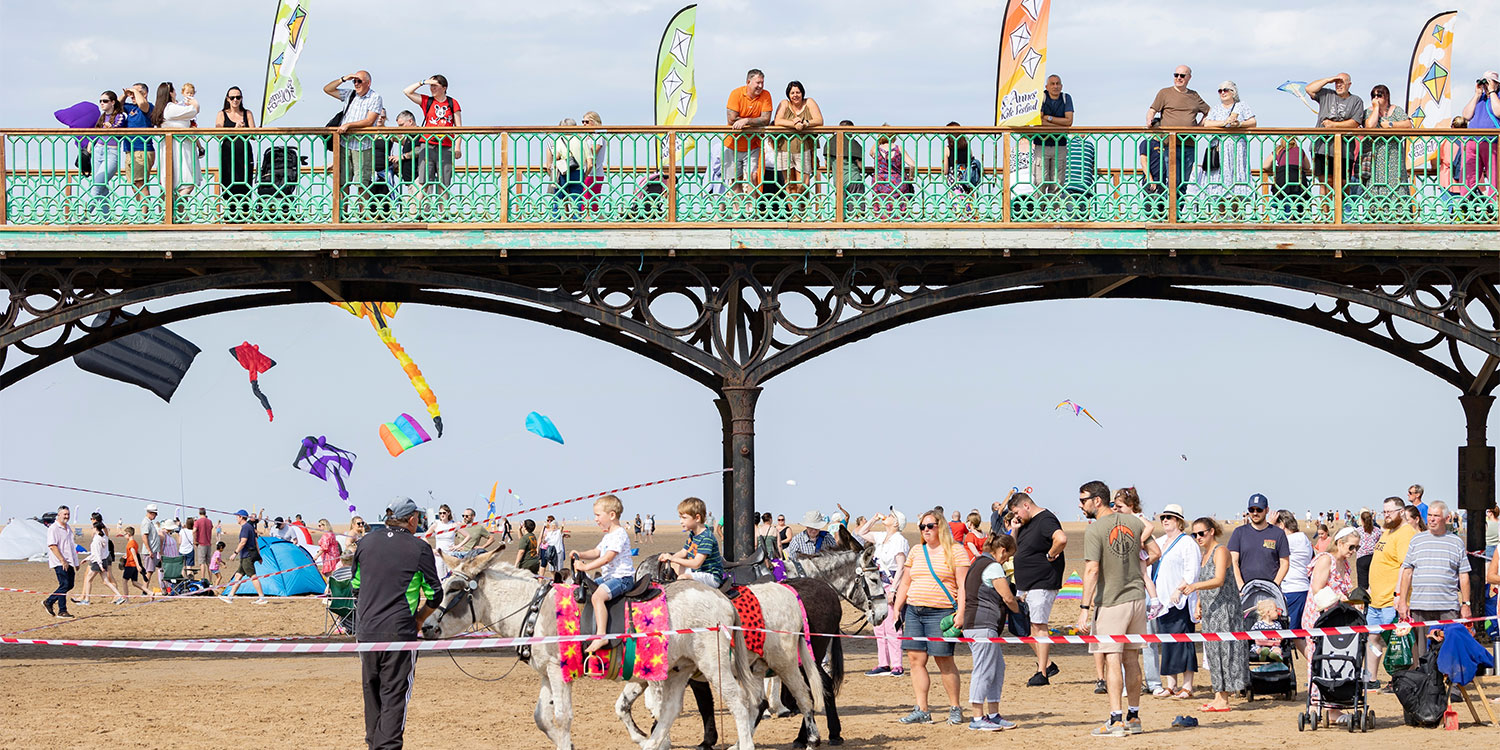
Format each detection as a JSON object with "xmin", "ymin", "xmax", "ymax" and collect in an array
[
  {"xmin": 1298, "ymin": 602, "xmax": 1372, "ymax": 732},
  {"xmin": 1241, "ymin": 579, "xmax": 1297, "ymax": 700},
  {"xmin": 256, "ymin": 146, "xmax": 305, "ymax": 221}
]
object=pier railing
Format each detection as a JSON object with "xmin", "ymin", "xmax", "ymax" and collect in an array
[{"xmin": 1, "ymin": 126, "xmax": 1496, "ymax": 228}]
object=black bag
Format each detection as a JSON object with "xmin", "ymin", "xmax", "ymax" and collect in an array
[
  {"xmin": 77, "ymin": 147, "xmax": 94, "ymax": 177},
  {"xmin": 1393, "ymin": 651, "xmax": 1449, "ymax": 728},
  {"xmin": 1201, "ymin": 104, "xmax": 1235, "ymax": 172},
  {"xmin": 324, "ymin": 91, "xmax": 356, "ymax": 151},
  {"xmin": 1006, "ymin": 599, "xmax": 1032, "ymax": 638}
]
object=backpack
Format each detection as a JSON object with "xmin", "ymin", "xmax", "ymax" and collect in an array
[{"xmin": 1393, "ymin": 651, "xmax": 1449, "ymax": 728}]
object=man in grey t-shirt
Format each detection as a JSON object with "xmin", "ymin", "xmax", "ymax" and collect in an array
[{"xmin": 1305, "ymin": 73, "xmax": 1365, "ymax": 190}]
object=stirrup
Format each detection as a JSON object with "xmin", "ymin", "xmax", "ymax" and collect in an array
[{"xmin": 583, "ymin": 652, "xmax": 608, "ymax": 679}]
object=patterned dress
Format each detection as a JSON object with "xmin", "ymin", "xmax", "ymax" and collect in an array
[
  {"xmin": 1197, "ymin": 102, "xmax": 1256, "ymax": 198},
  {"xmin": 1197, "ymin": 545, "xmax": 1248, "ymax": 693},
  {"xmin": 1366, "ymin": 106, "xmax": 1412, "ymax": 198}
]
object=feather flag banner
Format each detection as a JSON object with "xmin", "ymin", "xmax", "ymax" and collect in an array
[
  {"xmin": 1406, "ymin": 10, "xmax": 1458, "ymax": 130},
  {"xmin": 993, "ymin": 0, "xmax": 1049, "ymax": 127},
  {"xmin": 654, "ymin": 5, "xmax": 698, "ymax": 164},
  {"xmin": 261, "ymin": 0, "xmax": 311, "ymax": 125}
]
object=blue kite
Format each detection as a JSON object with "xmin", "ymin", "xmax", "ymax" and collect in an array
[{"xmin": 525, "ymin": 412, "xmax": 564, "ymax": 445}]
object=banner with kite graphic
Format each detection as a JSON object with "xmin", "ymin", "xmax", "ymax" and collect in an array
[
  {"xmin": 261, "ymin": 0, "xmax": 311, "ymax": 126},
  {"xmin": 994, "ymin": 0, "xmax": 1049, "ymax": 127},
  {"xmin": 655, "ymin": 4, "xmax": 697, "ymax": 164},
  {"xmin": 1406, "ymin": 10, "xmax": 1457, "ymax": 131},
  {"xmin": 333, "ymin": 302, "xmax": 444, "ymax": 438}
]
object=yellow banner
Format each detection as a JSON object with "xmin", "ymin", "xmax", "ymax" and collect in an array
[
  {"xmin": 1405, "ymin": 10, "xmax": 1457, "ymax": 129},
  {"xmin": 655, "ymin": 5, "xmax": 697, "ymax": 127},
  {"xmin": 994, "ymin": 0, "xmax": 1050, "ymax": 127}
]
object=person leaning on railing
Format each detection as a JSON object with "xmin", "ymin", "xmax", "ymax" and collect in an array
[
  {"xmin": 1305, "ymin": 73, "xmax": 1366, "ymax": 202},
  {"xmin": 323, "ymin": 70, "xmax": 385, "ymax": 216},
  {"xmin": 84, "ymin": 91, "xmax": 127, "ymax": 219},
  {"xmin": 1196, "ymin": 80, "xmax": 1256, "ymax": 219},
  {"xmin": 771, "ymin": 80, "xmax": 822, "ymax": 218},
  {"xmin": 1362, "ymin": 84, "xmax": 1411, "ymax": 205},
  {"xmin": 1033, "ymin": 74, "xmax": 1074, "ymax": 193},
  {"xmin": 214, "ymin": 86, "xmax": 256, "ymax": 222},
  {"xmin": 1141, "ymin": 65, "xmax": 1209, "ymax": 205},
  {"xmin": 724, "ymin": 69, "xmax": 774, "ymax": 198}
]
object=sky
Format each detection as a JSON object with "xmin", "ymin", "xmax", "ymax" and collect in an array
[{"xmin": 2, "ymin": 0, "xmax": 1498, "ymax": 527}]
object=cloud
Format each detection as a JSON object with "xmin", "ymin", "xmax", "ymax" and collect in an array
[{"xmin": 60, "ymin": 38, "xmax": 100, "ymax": 66}]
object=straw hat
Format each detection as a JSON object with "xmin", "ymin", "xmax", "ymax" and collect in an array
[
  {"xmin": 1157, "ymin": 504, "xmax": 1186, "ymax": 521},
  {"xmin": 801, "ymin": 510, "xmax": 828, "ymax": 528}
]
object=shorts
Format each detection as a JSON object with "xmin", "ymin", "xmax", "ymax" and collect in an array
[
  {"xmin": 196, "ymin": 544, "xmax": 211, "ymax": 568},
  {"xmin": 90, "ymin": 562, "xmax": 105, "ymax": 573},
  {"xmin": 902, "ymin": 604, "xmax": 957, "ymax": 657},
  {"xmin": 686, "ymin": 570, "xmax": 721, "ymax": 587},
  {"xmin": 722, "ymin": 147, "xmax": 762, "ymax": 187},
  {"xmin": 963, "ymin": 627, "xmax": 1006, "ymax": 703},
  {"xmin": 1090, "ymin": 599, "xmax": 1148, "ymax": 654},
  {"xmin": 238, "ymin": 555, "xmax": 258, "ymax": 576},
  {"xmin": 141, "ymin": 554, "xmax": 158, "ymax": 573},
  {"xmin": 122, "ymin": 566, "xmax": 138, "ymax": 581},
  {"xmin": 1018, "ymin": 588, "xmax": 1059, "ymax": 627},
  {"xmin": 1365, "ymin": 605, "xmax": 1399, "ymax": 628},
  {"xmin": 127, "ymin": 150, "xmax": 155, "ymax": 185},
  {"xmin": 595, "ymin": 575, "xmax": 635, "ymax": 599}
]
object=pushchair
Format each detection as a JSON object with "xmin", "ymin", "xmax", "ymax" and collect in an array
[
  {"xmin": 256, "ymin": 146, "xmax": 305, "ymax": 221},
  {"xmin": 1298, "ymin": 602, "xmax": 1372, "ymax": 732},
  {"xmin": 160, "ymin": 555, "xmax": 211, "ymax": 597},
  {"xmin": 1241, "ymin": 579, "xmax": 1297, "ymax": 700},
  {"xmin": 325, "ymin": 566, "xmax": 356, "ymax": 635}
]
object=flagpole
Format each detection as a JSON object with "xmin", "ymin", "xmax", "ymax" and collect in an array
[{"xmin": 259, "ymin": 1, "xmax": 284, "ymax": 125}]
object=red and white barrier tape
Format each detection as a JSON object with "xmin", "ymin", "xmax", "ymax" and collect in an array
[
  {"xmin": 419, "ymin": 468, "xmax": 729, "ymax": 539},
  {"xmin": 1, "ymin": 616, "xmax": 1491, "ymax": 656}
]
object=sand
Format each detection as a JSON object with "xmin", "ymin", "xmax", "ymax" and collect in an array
[{"xmin": 0, "ymin": 521, "xmax": 1482, "ymax": 748}]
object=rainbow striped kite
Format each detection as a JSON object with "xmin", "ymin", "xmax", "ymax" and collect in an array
[
  {"xmin": 378, "ymin": 413, "xmax": 431, "ymax": 457},
  {"xmin": 1057, "ymin": 571, "xmax": 1084, "ymax": 600}
]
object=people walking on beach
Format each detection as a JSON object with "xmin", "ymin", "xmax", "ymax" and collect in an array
[
  {"xmin": 76, "ymin": 520, "xmax": 125, "ymax": 605},
  {"xmin": 1007, "ymin": 491, "xmax": 1066, "ymax": 686},
  {"xmin": 220, "ymin": 509, "xmax": 267, "ymax": 604},
  {"xmin": 44, "ymin": 506, "xmax": 78, "ymax": 618}
]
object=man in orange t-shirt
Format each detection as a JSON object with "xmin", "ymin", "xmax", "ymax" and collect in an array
[{"xmin": 724, "ymin": 69, "xmax": 773, "ymax": 194}]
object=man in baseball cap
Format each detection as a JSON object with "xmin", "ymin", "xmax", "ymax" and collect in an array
[
  {"xmin": 219, "ymin": 508, "xmax": 266, "ymax": 604},
  {"xmin": 1228, "ymin": 493, "xmax": 1288, "ymax": 589},
  {"xmin": 356, "ymin": 496, "xmax": 440, "ymax": 749}
]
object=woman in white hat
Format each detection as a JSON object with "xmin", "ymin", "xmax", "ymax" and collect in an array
[
  {"xmin": 854, "ymin": 509, "xmax": 910, "ymax": 676},
  {"xmin": 1151, "ymin": 504, "xmax": 1198, "ymax": 698},
  {"xmin": 1301, "ymin": 525, "xmax": 1358, "ymax": 724}
]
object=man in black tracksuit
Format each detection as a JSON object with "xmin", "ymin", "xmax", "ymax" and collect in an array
[{"xmin": 352, "ymin": 497, "xmax": 441, "ymax": 749}]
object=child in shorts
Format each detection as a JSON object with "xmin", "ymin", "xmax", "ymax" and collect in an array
[
  {"xmin": 570, "ymin": 494, "xmax": 633, "ymax": 655},
  {"xmin": 120, "ymin": 527, "xmax": 149, "ymax": 599},
  {"xmin": 209, "ymin": 541, "xmax": 225, "ymax": 587},
  {"xmin": 657, "ymin": 497, "xmax": 725, "ymax": 587}
]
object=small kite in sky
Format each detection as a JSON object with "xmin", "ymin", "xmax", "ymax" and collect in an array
[
  {"xmin": 334, "ymin": 302, "xmax": 444, "ymax": 437},
  {"xmin": 292, "ymin": 435, "xmax": 357, "ymax": 500},
  {"xmin": 1055, "ymin": 400, "xmax": 1103, "ymax": 428},
  {"xmin": 378, "ymin": 413, "xmax": 431, "ymax": 457},
  {"xmin": 785, "ymin": 479, "xmax": 797, "ymax": 486},
  {"xmin": 229, "ymin": 342, "xmax": 276, "ymax": 421},
  {"xmin": 525, "ymin": 411, "xmax": 564, "ymax": 444},
  {"xmin": 1181, "ymin": 454, "xmax": 1188, "ymax": 461},
  {"xmin": 1276, "ymin": 81, "xmax": 1320, "ymax": 115}
]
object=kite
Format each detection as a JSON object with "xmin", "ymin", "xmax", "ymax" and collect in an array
[
  {"xmin": 378, "ymin": 413, "xmax": 431, "ymax": 457},
  {"xmin": 525, "ymin": 411, "xmax": 564, "ymax": 444},
  {"xmin": 292, "ymin": 435, "xmax": 356, "ymax": 500},
  {"xmin": 73, "ymin": 313, "xmax": 200, "ymax": 402},
  {"xmin": 333, "ymin": 302, "xmax": 444, "ymax": 437},
  {"xmin": 348, "ymin": 504, "xmax": 357, "ymax": 513},
  {"xmin": 228, "ymin": 342, "xmax": 276, "ymax": 421},
  {"xmin": 1275, "ymin": 81, "xmax": 1320, "ymax": 115},
  {"xmin": 1181, "ymin": 454, "xmax": 1188, "ymax": 461},
  {"xmin": 1055, "ymin": 399, "xmax": 1103, "ymax": 428}
]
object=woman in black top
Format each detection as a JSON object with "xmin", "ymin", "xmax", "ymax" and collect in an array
[{"xmin": 216, "ymin": 86, "xmax": 256, "ymax": 221}]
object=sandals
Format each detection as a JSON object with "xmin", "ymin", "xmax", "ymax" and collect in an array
[
  {"xmin": 1199, "ymin": 703, "xmax": 1232, "ymax": 713},
  {"xmin": 1174, "ymin": 687, "xmax": 1194, "ymax": 699},
  {"xmin": 1152, "ymin": 687, "xmax": 1172, "ymax": 697}
]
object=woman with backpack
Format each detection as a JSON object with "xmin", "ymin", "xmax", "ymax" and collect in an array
[{"xmin": 401, "ymin": 75, "xmax": 462, "ymax": 207}]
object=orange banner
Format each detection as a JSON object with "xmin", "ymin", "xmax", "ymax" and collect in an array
[{"xmin": 994, "ymin": 0, "xmax": 1050, "ymax": 127}]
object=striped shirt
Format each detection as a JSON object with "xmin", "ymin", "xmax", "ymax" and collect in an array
[
  {"xmin": 1400, "ymin": 531, "xmax": 1470, "ymax": 610},
  {"xmin": 905, "ymin": 542, "xmax": 973, "ymax": 609},
  {"xmin": 339, "ymin": 89, "xmax": 386, "ymax": 151}
]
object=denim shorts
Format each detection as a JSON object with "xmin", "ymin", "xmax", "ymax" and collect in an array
[
  {"xmin": 1366, "ymin": 605, "xmax": 1399, "ymax": 628},
  {"xmin": 902, "ymin": 604, "xmax": 957, "ymax": 657},
  {"xmin": 596, "ymin": 575, "xmax": 634, "ymax": 598}
]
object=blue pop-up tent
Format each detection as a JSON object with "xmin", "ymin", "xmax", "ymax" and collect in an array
[{"xmin": 233, "ymin": 537, "xmax": 324, "ymax": 596}]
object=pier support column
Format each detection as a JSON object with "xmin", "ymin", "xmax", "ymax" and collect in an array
[
  {"xmin": 715, "ymin": 384, "xmax": 761, "ymax": 560},
  {"xmin": 1459, "ymin": 394, "xmax": 1494, "ymax": 615}
]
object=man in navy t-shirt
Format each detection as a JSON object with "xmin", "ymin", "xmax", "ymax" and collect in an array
[
  {"xmin": 120, "ymin": 83, "xmax": 156, "ymax": 194},
  {"xmin": 1033, "ymin": 74, "xmax": 1075, "ymax": 192},
  {"xmin": 1227, "ymin": 493, "xmax": 1288, "ymax": 588}
]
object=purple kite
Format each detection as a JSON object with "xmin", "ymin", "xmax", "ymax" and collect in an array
[{"xmin": 292, "ymin": 436, "xmax": 357, "ymax": 501}]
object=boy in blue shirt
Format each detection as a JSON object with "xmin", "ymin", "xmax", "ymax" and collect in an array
[{"xmin": 657, "ymin": 497, "xmax": 725, "ymax": 586}]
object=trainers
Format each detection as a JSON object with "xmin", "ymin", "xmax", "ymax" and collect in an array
[
  {"xmin": 1094, "ymin": 679, "xmax": 1108, "ymax": 694},
  {"xmin": 76, "ymin": 599, "xmax": 92, "ymax": 606},
  {"xmin": 43, "ymin": 601, "xmax": 55, "ymax": 617},
  {"xmin": 54, "ymin": 610, "xmax": 74, "ymax": 619},
  {"xmin": 890, "ymin": 668, "xmax": 905, "ymax": 677},
  {"xmin": 1126, "ymin": 717, "xmax": 1143, "ymax": 734},
  {"xmin": 220, "ymin": 595, "xmax": 234, "ymax": 603},
  {"xmin": 990, "ymin": 716, "xmax": 1018, "ymax": 731},
  {"xmin": 898, "ymin": 707, "xmax": 933, "ymax": 725},
  {"xmin": 968, "ymin": 716, "xmax": 995, "ymax": 730},
  {"xmin": 112, "ymin": 597, "xmax": 126, "ymax": 605},
  {"xmin": 865, "ymin": 666, "xmax": 891, "ymax": 677},
  {"xmin": 947, "ymin": 706, "xmax": 966, "ymax": 725},
  {"xmin": 1028, "ymin": 670, "xmax": 1050, "ymax": 686},
  {"xmin": 1046, "ymin": 662, "xmax": 1060, "ymax": 678},
  {"xmin": 1091, "ymin": 720, "xmax": 1127, "ymax": 737},
  {"xmin": 253, "ymin": 598, "xmax": 269, "ymax": 605}
]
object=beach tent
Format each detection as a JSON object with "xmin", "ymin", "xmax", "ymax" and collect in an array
[
  {"xmin": 233, "ymin": 536, "xmax": 324, "ymax": 596},
  {"xmin": 1057, "ymin": 571, "xmax": 1084, "ymax": 600},
  {"xmin": 0, "ymin": 519, "xmax": 51, "ymax": 562}
]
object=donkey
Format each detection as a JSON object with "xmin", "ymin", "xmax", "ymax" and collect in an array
[{"xmin": 422, "ymin": 550, "xmax": 761, "ymax": 750}]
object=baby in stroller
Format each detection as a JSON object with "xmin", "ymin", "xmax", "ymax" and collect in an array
[{"xmin": 1251, "ymin": 599, "xmax": 1287, "ymax": 661}]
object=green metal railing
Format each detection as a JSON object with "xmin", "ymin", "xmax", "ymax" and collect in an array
[{"xmin": 2, "ymin": 127, "xmax": 1497, "ymax": 227}]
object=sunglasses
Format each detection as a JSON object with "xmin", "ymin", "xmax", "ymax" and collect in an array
[
  {"xmin": 1174, "ymin": 73, "xmax": 1189, "ymax": 79},
  {"xmin": 1191, "ymin": 530, "xmax": 1210, "ymax": 538},
  {"xmin": 1248, "ymin": 508, "xmax": 1266, "ymax": 513},
  {"xmin": 1218, "ymin": 88, "xmax": 1233, "ymax": 93},
  {"xmin": 227, "ymin": 95, "xmax": 242, "ymax": 100},
  {"xmin": 918, "ymin": 523, "xmax": 939, "ymax": 531},
  {"xmin": 1345, "ymin": 544, "xmax": 1358, "ymax": 551}
]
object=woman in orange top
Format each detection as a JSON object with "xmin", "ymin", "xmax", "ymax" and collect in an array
[{"xmin": 891, "ymin": 509, "xmax": 972, "ymax": 725}]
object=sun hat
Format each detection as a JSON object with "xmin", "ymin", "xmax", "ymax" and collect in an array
[
  {"xmin": 886, "ymin": 509, "xmax": 907, "ymax": 529},
  {"xmin": 145, "ymin": 504, "xmax": 159, "ymax": 513},
  {"xmin": 1158, "ymin": 504, "xmax": 1187, "ymax": 521},
  {"xmin": 801, "ymin": 510, "xmax": 827, "ymax": 527}
]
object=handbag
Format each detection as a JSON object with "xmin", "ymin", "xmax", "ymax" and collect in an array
[
  {"xmin": 1201, "ymin": 103, "xmax": 1234, "ymax": 172},
  {"xmin": 77, "ymin": 147, "xmax": 94, "ymax": 177},
  {"xmin": 922, "ymin": 545, "xmax": 964, "ymax": 638},
  {"xmin": 1006, "ymin": 598, "xmax": 1032, "ymax": 637},
  {"xmin": 324, "ymin": 90, "xmax": 356, "ymax": 151}
]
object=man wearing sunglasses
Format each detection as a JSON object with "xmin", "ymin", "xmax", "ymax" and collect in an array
[
  {"xmin": 1141, "ymin": 66, "xmax": 1209, "ymax": 206},
  {"xmin": 1227, "ymin": 493, "xmax": 1288, "ymax": 590},
  {"xmin": 1363, "ymin": 496, "xmax": 1413, "ymax": 687}
]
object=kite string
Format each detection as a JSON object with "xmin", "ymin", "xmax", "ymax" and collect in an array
[{"xmin": 0, "ymin": 478, "xmax": 239, "ymax": 518}]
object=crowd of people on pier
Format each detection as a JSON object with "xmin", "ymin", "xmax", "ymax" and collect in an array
[{"xmin": 56, "ymin": 66, "xmax": 1500, "ymax": 221}]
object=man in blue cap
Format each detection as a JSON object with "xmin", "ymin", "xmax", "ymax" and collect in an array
[
  {"xmin": 1228, "ymin": 493, "xmax": 1289, "ymax": 589},
  {"xmin": 352, "ymin": 496, "xmax": 440, "ymax": 750},
  {"xmin": 219, "ymin": 509, "xmax": 266, "ymax": 604}
]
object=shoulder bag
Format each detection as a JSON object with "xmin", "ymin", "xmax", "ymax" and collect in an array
[
  {"xmin": 324, "ymin": 90, "xmax": 356, "ymax": 152},
  {"xmin": 1201, "ymin": 103, "xmax": 1235, "ymax": 172},
  {"xmin": 922, "ymin": 545, "xmax": 964, "ymax": 638}
]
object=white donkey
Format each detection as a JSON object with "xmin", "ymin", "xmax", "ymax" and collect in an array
[{"xmin": 422, "ymin": 550, "xmax": 761, "ymax": 750}]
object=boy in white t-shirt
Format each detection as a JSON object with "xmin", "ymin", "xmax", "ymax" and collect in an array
[{"xmin": 570, "ymin": 494, "xmax": 634, "ymax": 655}]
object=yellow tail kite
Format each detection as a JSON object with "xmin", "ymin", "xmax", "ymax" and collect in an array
[{"xmin": 333, "ymin": 302, "xmax": 444, "ymax": 437}]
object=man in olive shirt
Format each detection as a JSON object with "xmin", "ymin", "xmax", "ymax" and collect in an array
[
  {"xmin": 1141, "ymin": 65, "xmax": 1210, "ymax": 205},
  {"xmin": 1077, "ymin": 480, "xmax": 1161, "ymax": 737},
  {"xmin": 452, "ymin": 508, "xmax": 492, "ymax": 559}
]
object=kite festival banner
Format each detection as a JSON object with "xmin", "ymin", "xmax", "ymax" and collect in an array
[
  {"xmin": 261, "ymin": 0, "xmax": 311, "ymax": 126},
  {"xmin": 994, "ymin": 0, "xmax": 1049, "ymax": 127},
  {"xmin": 655, "ymin": 4, "xmax": 698, "ymax": 164},
  {"xmin": 1405, "ymin": 10, "xmax": 1457, "ymax": 165}
]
